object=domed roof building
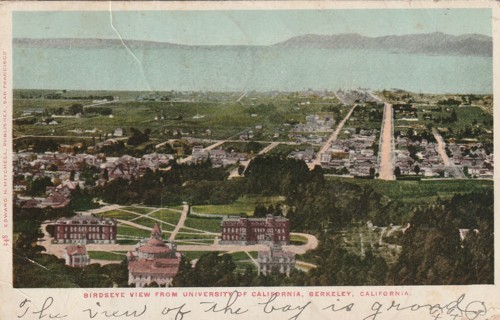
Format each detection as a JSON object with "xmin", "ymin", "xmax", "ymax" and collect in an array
[{"xmin": 127, "ymin": 223, "xmax": 181, "ymax": 287}]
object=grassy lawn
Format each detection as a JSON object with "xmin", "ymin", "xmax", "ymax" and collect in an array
[
  {"xmin": 174, "ymin": 240, "xmax": 214, "ymax": 245},
  {"xmin": 99, "ymin": 210, "xmax": 139, "ymax": 220},
  {"xmin": 180, "ymin": 251, "xmax": 210, "ymax": 261},
  {"xmin": 88, "ymin": 251, "xmax": 126, "ymax": 261},
  {"xmin": 117, "ymin": 226, "xmax": 153, "ymax": 238},
  {"xmin": 290, "ymin": 234, "xmax": 308, "ymax": 245},
  {"xmin": 166, "ymin": 206, "xmax": 184, "ymax": 211},
  {"xmin": 149, "ymin": 210, "xmax": 182, "ymax": 225},
  {"xmin": 230, "ymin": 251, "xmax": 257, "ymax": 261},
  {"xmin": 122, "ymin": 206, "xmax": 155, "ymax": 215},
  {"xmin": 192, "ymin": 196, "xmax": 285, "ymax": 216},
  {"xmin": 131, "ymin": 218, "xmax": 176, "ymax": 231},
  {"xmin": 184, "ymin": 217, "xmax": 222, "ymax": 233},
  {"xmin": 178, "ymin": 228, "xmax": 205, "ymax": 234},
  {"xmin": 174, "ymin": 233, "xmax": 217, "ymax": 240}
]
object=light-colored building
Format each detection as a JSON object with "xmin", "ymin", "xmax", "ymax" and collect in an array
[
  {"xmin": 64, "ymin": 245, "xmax": 89, "ymax": 268},
  {"xmin": 113, "ymin": 128, "xmax": 123, "ymax": 137},
  {"xmin": 257, "ymin": 245, "xmax": 296, "ymax": 276}
]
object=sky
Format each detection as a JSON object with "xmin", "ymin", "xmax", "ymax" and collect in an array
[{"xmin": 13, "ymin": 9, "xmax": 491, "ymax": 46}]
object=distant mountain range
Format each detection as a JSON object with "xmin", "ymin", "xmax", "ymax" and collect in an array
[
  {"xmin": 14, "ymin": 32, "xmax": 492, "ymax": 56},
  {"xmin": 273, "ymin": 32, "xmax": 492, "ymax": 56}
]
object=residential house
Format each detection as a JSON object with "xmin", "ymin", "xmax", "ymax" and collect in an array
[{"xmin": 64, "ymin": 245, "xmax": 90, "ymax": 268}]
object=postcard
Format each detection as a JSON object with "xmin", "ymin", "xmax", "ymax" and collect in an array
[{"xmin": 0, "ymin": 1, "xmax": 498, "ymax": 319}]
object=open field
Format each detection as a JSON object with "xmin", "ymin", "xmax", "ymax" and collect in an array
[
  {"xmin": 13, "ymin": 90, "xmax": 343, "ymax": 141},
  {"xmin": 121, "ymin": 206, "xmax": 155, "ymax": 215},
  {"xmin": 99, "ymin": 210, "xmax": 138, "ymax": 220},
  {"xmin": 117, "ymin": 226, "xmax": 152, "ymax": 238},
  {"xmin": 149, "ymin": 210, "xmax": 182, "ymax": 225},
  {"xmin": 184, "ymin": 216, "xmax": 222, "ymax": 233},
  {"xmin": 131, "ymin": 218, "xmax": 176, "ymax": 231},
  {"xmin": 98, "ymin": 206, "xmax": 181, "ymax": 227},
  {"xmin": 90, "ymin": 205, "xmax": 223, "ymax": 248}
]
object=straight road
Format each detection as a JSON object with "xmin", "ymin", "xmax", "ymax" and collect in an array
[
  {"xmin": 378, "ymin": 102, "xmax": 396, "ymax": 180},
  {"xmin": 308, "ymin": 104, "xmax": 358, "ymax": 169},
  {"xmin": 178, "ymin": 140, "xmax": 225, "ymax": 164},
  {"xmin": 433, "ymin": 129, "xmax": 466, "ymax": 179}
]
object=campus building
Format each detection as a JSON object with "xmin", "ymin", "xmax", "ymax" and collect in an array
[
  {"xmin": 127, "ymin": 223, "xmax": 182, "ymax": 287},
  {"xmin": 220, "ymin": 214, "xmax": 290, "ymax": 245},
  {"xmin": 257, "ymin": 245, "xmax": 296, "ymax": 276},
  {"xmin": 51, "ymin": 215, "xmax": 117, "ymax": 244}
]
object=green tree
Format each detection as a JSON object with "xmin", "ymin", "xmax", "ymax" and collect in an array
[
  {"xmin": 394, "ymin": 166, "xmax": 401, "ymax": 178},
  {"xmin": 69, "ymin": 103, "xmax": 84, "ymax": 115}
]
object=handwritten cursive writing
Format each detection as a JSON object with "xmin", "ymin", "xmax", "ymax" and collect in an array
[
  {"xmin": 161, "ymin": 303, "xmax": 192, "ymax": 320},
  {"xmin": 258, "ymin": 294, "xmax": 311, "ymax": 320},
  {"xmin": 82, "ymin": 302, "xmax": 147, "ymax": 318},
  {"xmin": 363, "ymin": 294, "xmax": 487, "ymax": 320},
  {"xmin": 200, "ymin": 290, "xmax": 248, "ymax": 315},
  {"xmin": 322, "ymin": 299, "xmax": 355, "ymax": 313},
  {"xmin": 15, "ymin": 292, "xmax": 487, "ymax": 320},
  {"xmin": 17, "ymin": 297, "xmax": 67, "ymax": 319}
]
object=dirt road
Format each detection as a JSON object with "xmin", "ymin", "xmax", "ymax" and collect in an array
[{"xmin": 378, "ymin": 102, "xmax": 395, "ymax": 180}]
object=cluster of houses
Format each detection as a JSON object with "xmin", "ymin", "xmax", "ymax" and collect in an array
[
  {"xmin": 320, "ymin": 129, "xmax": 378, "ymax": 177},
  {"xmin": 394, "ymin": 137, "xmax": 445, "ymax": 177},
  {"xmin": 291, "ymin": 114, "xmax": 335, "ymax": 133},
  {"xmin": 191, "ymin": 146, "xmax": 249, "ymax": 166},
  {"xmin": 101, "ymin": 153, "xmax": 174, "ymax": 181},
  {"xmin": 447, "ymin": 143, "xmax": 494, "ymax": 179},
  {"xmin": 288, "ymin": 146, "xmax": 315, "ymax": 162},
  {"xmin": 286, "ymin": 114, "xmax": 334, "ymax": 145},
  {"xmin": 13, "ymin": 151, "xmax": 176, "ymax": 209}
]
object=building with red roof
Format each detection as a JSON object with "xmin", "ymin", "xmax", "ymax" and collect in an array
[{"xmin": 127, "ymin": 223, "xmax": 181, "ymax": 287}]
